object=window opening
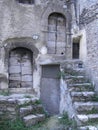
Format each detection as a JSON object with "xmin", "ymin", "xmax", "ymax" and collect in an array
[
  {"xmin": 72, "ymin": 42, "xmax": 80, "ymax": 59},
  {"xmin": 18, "ymin": 0, "xmax": 34, "ymax": 4}
]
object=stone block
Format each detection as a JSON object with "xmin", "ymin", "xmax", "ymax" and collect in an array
[
  {"xmin": 56, "ymin": 47, "xmax": 65, "ymax": 54},
  {"xmin": 0, "ymin": 82, "xmax": 8, "ymax": 89},
  {"xmin": 47, "ymin": 47, "xmax": 55, "ymax": 54},
  {"xmin": 20, "ymin": 106, "xmax": 33, "ymax": 117},
  {"xmin": 56, "ymin": 42, "xmax": 65, "ymax": 47},
  {"xmin": 23, "ymin": 114, "xmax": 45, "ymax": 127}
]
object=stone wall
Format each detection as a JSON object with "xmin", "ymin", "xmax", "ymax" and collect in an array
[
  {"xmin": 79, "ymin": 2, "xmax": 98, "ymax": 27},
  {"xmin": 0, "ymin": 0, "xmax": 98, "ymax": 95},
  {"xmin": 85, "ymin": 20, "xmax": 98, "ymax": 90},
  {"xmin": 77, "ymin": 1, "xmax": 98, "ymax": 91},
  {"xmin": 0, "ymin": 0, "xmax": 73, "ymax": 95},
  {"xmin": 78, "ymin": 0, "xmax": 98, "ymax": 15},
  {"xmin": 0, "ymin": 94, "xmax": 39, "ymax": 120}
]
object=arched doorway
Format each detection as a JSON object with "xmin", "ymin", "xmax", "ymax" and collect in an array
[
  {"xmin": 47, "ymin": 13, "xmax": 66, "ymax": 55},
  {"xmin": 9, "ymin": 47, "xmax": 33, "ymax": 88}
]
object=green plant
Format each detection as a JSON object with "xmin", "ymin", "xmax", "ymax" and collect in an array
[
  {"xmin": 57, "ymin": 71, "xmax": 65, "ymax": 79},
  {"xmin": 92, "ymin": 95, "xmax": 98, "ymax": 101},
  {"xmin": 0, "ymin": 116, "xmax": 49, "ymax": 130},
  {"xmin": 0, "ymin": 117, "xmax": 29, "ymax": 130},
  {"xmin": 87, "ymin": 118, "xmax": 98, "ymax": 125},
  {"xmin": 34, "ymin": 99, "xmax": 41, "ymax": 104},
  {"xmin": 86, "ymin": 108, "xmax": 98, "ymax": 114},
  {"xmin": 24, "ymin": 95, "xmax": 32, "ymax": 98},
  {"xmin": 0, "ymin": 90, "xmax": 10, "ymax": 96},
  {"xmin": 59, "ymin": 112, "xmax": 77, "ymax": 129}
]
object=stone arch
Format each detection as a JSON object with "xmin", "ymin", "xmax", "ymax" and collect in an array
[
  {"xmin": 3, "ymin": 38, "xmax": 39, "ymax": 71},
  {"xmin": 47, "ymin": 12, "xmax": 66, "ymax": 54},
  {"xmin": 41, "ymin": 4, "xmax": 69, "ymax": 32},
  {"xmin": 41, "ymin": 4, "xmax": 71, "ymax": 56},
  {"xmin": 9, "ymin": 47, "xmax": 33, "ymax": 88}
]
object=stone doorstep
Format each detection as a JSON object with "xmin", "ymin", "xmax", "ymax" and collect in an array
[
  {"xmin": 23, "ymin": 114, "xmax": 45, "ymax": 127},
  {"xmin": 77, "ymin": 114, "xmax": 98, "ymax": 123}
]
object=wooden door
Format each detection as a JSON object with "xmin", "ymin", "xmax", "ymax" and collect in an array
[
  {"xmin": 9, "ymin": 48, "xmax": 33, "ymax": 88},
  {"xmin": 48, "ymin": 13, "xmax": 66, "ymax": 55}
]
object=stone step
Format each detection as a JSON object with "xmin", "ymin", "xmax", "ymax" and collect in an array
[
  {"xmin": 69, "ymin": 83, "xmax": 92, "ymax": 87},
  {"xmin": 20, "ymin": 106, "xmax": 32, "ymax": 117},
  {"xmin": 23, "ymin": 114, "xmax": 45, "ymax": 127},
  {"xmin": 65, "ymin": 76, "xmax": 88, "ymax": 84},
  {"xmin": 78, "ymin": 126, "xmax": 97, "ymax": 130},
  {"xmin": 68, "ymin": 83, "xmax": 94, "ymax": 92},
  {"xmin": 74, "ymin": 102, "xmax": 98, "ymax": 114},
  {"xmin": 64, "ymin": 68, "xmax": 85, "ymax": 77},
  {"xmin": 71, "ymin": 92, "xmax": 95, "ymax": 102},
  {"xmin": 19, "ymin": 104, "xmax": 44, "ymax": 117},
  {"xmin": 16, "ymin": 97, "xmax": 39, "ymax": 105},
  {"xmin": 77, "ymin": 114, "xmax": 98, "ymax": 123}
]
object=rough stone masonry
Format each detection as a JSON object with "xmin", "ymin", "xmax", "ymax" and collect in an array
[{"xmin": 0, "ymin": 0, "xmax": 98, "ymax": 116}]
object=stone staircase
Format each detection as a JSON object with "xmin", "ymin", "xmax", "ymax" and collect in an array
[
  {"xmin": 19, "ymin": 101, "xmax": 45, "ymax": 127},
  {"xmin": 63, "ymin": 61, "xmax": 98, "ymax": 129},
  {"xmin": 0, "ymin": 94, "xmax": 46, "ymax": 127}
]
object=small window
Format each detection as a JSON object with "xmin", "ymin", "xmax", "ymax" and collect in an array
[
  {"xmin": 18, "ymin": 0, "xmax": 34, "ymax": 4},
  {"xmin": 72, "ymin": 42, "xmax": 80, "ymax": 59}
]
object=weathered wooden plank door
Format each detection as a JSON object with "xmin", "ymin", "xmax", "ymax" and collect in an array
[
  {"xmin": 48, "ymin": 13, "xmax": 66, "ymax": 55},
  {"xmin": 40, "ymin": 65, "xmax": 60, "ymax": 115},
  {"xmin": 9, "ymin": 48, "xmax": 33, "ymax": 88}
]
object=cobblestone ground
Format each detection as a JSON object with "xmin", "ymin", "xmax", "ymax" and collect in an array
[
  {"xmin": 32, "ymin": 115, "xmax": 98, "ymax": 130},
  {"xmin": 32, "ymin": 115, "xmax": 67, "ymax": 130}
]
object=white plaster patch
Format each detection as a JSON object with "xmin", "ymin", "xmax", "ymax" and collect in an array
[{"xmin": 40, "ymin": 46, "xmax": 47, "ymax": 55}]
